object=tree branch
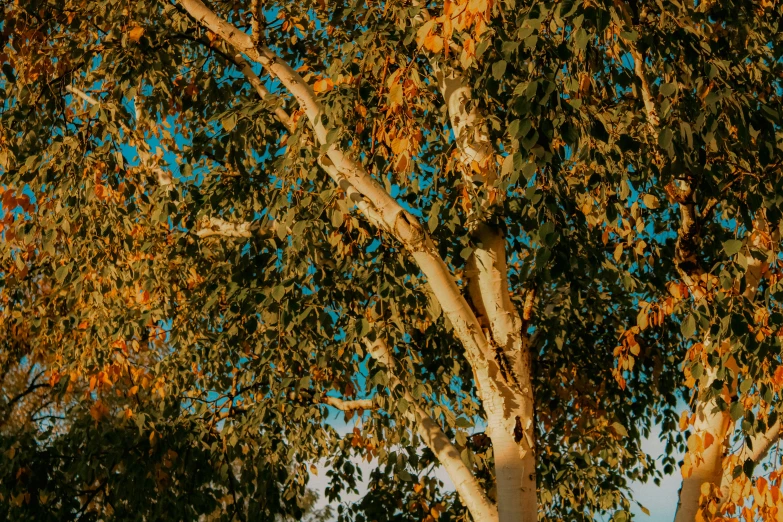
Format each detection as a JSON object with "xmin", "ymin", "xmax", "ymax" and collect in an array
[
  {"xmin": 193, "ymin": 216, "xmax": 257, "ymax": 238},
  {"xmin": 66, "ymin": 84, "xmax": 100, "ymax": 106},
  {"xmin": 65, "ymin": 84, "xmax": 267, "ymax": 240},
  {"xmin": 321, "ymin": 396, "xmax": 377, "ymax": 411},
  {"xmin": 629, "ymin": 47, "xmax": 659, "ymax": 129},
  {"xmin": 366, "ymin": 338, "xmax": 498, "ymax": 522},
  {"xmin": 175, "ymin": 0, "xmax": 494, "ymax": 389}
]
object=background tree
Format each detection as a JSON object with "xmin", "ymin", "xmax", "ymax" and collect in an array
[{"xmin": 0, "ymin": 0, "xmax": 781, "ymax": 520}]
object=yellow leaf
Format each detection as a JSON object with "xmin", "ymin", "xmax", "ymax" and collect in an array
[
  {"xmin": 387, "ymin": 83, "xmax": 403, "ymax": 108},
  {"xmin": 679, "ymin": 411, "xmax": 689, "ymax": 431},
  {"xmin": 637, "ymin": 310, "xmax": 649, "ymax": 330},
  {"xmin": 642, "ymin": 193, "xmax": 660, "ymax": 209},
  {"xmin": 467, "ymin": 0, "xmax": 487, "ymax": 15},
  {"xmin": 416, "ymin": 20, "xmax": 436, "ymax": 47},
  {"xmin": 129, "ymin": 25, "xmax": 145, "ymax": 43},
  {"xmin": 391, "ymin": 137, "xmax": 409, "ymax": 155},
  {"xmin": 424, "ymin": 33, "xmax": 444, "ymax": 54},
  {"xmin": 613, "ymin": 243, "xmax": 623, "ymax": 262},
  {"xmin": 129, "ymin": 385, "xmax": 139, "ymax": 395},
  {"xmin": 687, "ymin": 433, "xmax": 703, "ymax": 453}
]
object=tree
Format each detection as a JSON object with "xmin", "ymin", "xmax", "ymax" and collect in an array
[{"xmin": 0, "ymin": 0, "xmax": 781, "ymax": 520}]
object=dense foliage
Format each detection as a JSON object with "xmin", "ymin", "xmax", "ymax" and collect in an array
[{"xmin": 1, "ymin": 0, "xmax": 782, "ymax": 520}]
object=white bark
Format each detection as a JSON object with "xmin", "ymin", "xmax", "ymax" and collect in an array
[
  {"xmin": 467, "ymin": 225, "xmax": 537, "ymax": 522},
  {"xmin": 367, "ymin": 339, "xmax": 499, "ymax": 522},
  {"xmin": 66, "ymin": 84, "xmax": 100, "ymax": 106},
  {"xmin": 675, "ymin": 231, "xmax": 765, "ymax": 519},
  {"xmin": 175, "ymin": 0, "xmax": 496, "ymax": 390},
  {"xmin": 174, "ymin": 3, "xmax": 512, "ymax": 520},
  {"xmin": 194, "ymin": 216, "xmax": 255, "ymax": 238},
  {"xmin": 438, "ymin": 62, "xmax": 537, "ymax": 520},
  {"xmin": 674, "ymin": 361, "xmax": 732, "ymax": 522},
  {"xmin": 322, "ymin": 396, "xmax": 377, "ymax": 411},
  {"xmin": 718, "ymin": 418, "xmax": 781, "ymax": 506},
  {"xmin": 629, "ymin": 48, "xmax": 659, "ymax": 129}
]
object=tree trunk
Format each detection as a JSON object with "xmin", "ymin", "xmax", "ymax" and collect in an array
[
  {"xmin": 673, "ymin": 385, "xmax": 730, "ymax": 521},
  {"xmin": 485, "ymin": 390, "xmax": 537, "ymax": 522}
]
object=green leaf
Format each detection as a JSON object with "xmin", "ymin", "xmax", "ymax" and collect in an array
[
  {"xmin": 574, "ymin": 28, "xmax": 588, "ymax": 50},
  {"xmin": 55, "ymin": 264, "xmax": 69, "ymax": 283},
  {"xmin": 681, "ymin": 314, "xmax": 696, "ymax": 338},
  {"xmin": 271, "ymin": 285, "xmax": 285, "ymax": 302},
  {"xmin": 397, "ymin": 469, "xmax": 413, "ymax": 481},
  {"xmin": 492, "ymin": 60, "xmax": 507, "ymax": 80},
  {"xmin": 2, "ymin": 63, "xmax": 15, "ymax": 83},
  {"xmin": 660, "ymin": 82, "xmax": 677, "ymax": 96},
  {"xmin": 658, "ymin": 127, "xmax": 673, "ymax": 149},
  {"xmin": 723, "ymin": 239, "xmax": 743, "ymax": 256}
]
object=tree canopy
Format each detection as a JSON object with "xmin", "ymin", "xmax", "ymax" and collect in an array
[{"xmin": 0, "ymin": 0, "xmax": 782, "ymax": 520}]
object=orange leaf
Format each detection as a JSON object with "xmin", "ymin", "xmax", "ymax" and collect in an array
[
  {"xmin": 394, "ymin": 153, "xmax": 410, "ymax": 173},
  {"xmin": 128, "ymin": 25, "xmax": 145, "ymax": 43},
  {"xmin": 89, "ymin": 400, "xmax": 109, "ymax": 422},
  {"xmin": 681, "ymin": 454, "xmax": 693, "ymax": 478},
  {"xmin": 77, "ymin": 321, "xmax": 88, "ymax": 330},
  {"xmin": 463, "ymin": 37, "xmax": 475, "ymax": 57},
  {"xmin": 774, "ymin": 366, "xmax": 783, "ymax": 387},
  {"xmin": 136, "ymin": 290, "xmax": 150, "ymax": 305},
  {"xmin": 313, "ymin": 78, "xmax": 334, "ymax": 93}
]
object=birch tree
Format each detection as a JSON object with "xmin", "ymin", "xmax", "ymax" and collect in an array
[{"xmin": 0, "ymin": 0, "xmax": 782, "ymax": 520}]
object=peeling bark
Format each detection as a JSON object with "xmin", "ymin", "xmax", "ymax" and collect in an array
[
  {"xmin": 438, "ymin": 61, "xmax": 538, "ymax": 520},
  {"xmin": 467, "ymin": 224, "xmax": 537, "ymax": 522}
]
